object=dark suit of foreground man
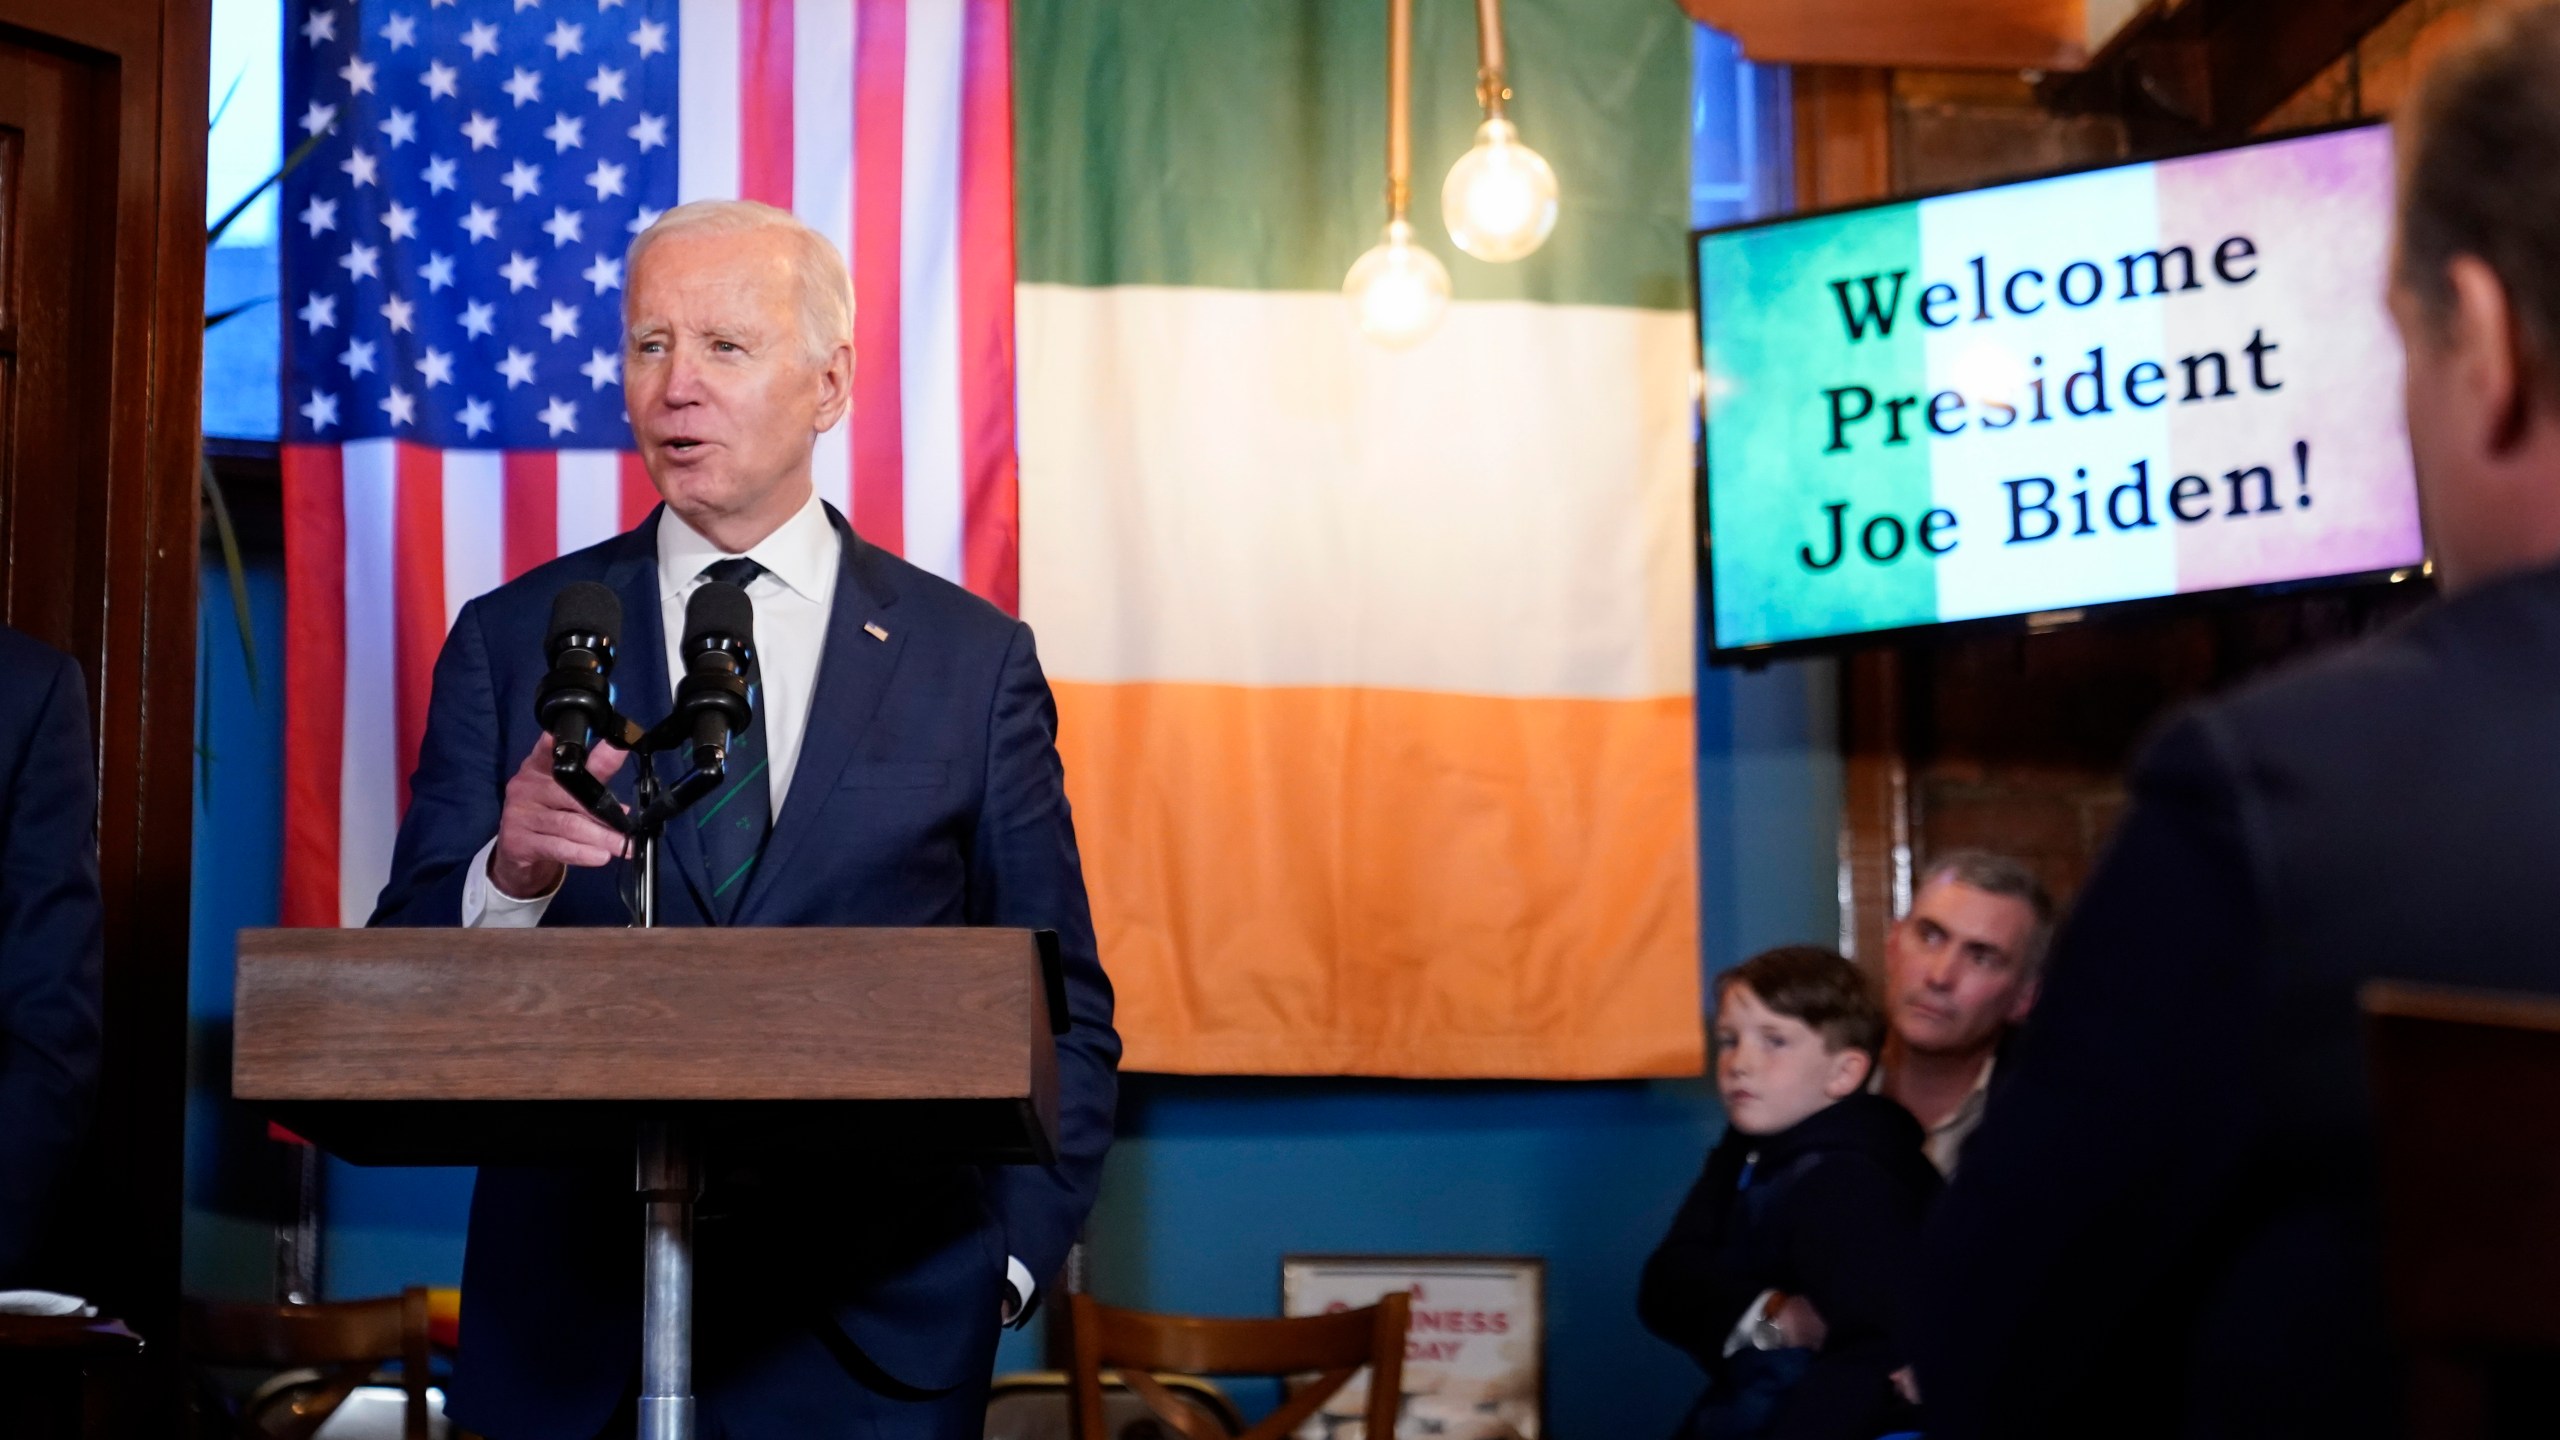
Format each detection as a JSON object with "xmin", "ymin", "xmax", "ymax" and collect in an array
[
  {"xmin": 1912, "ymin": 11, "xmax": 2560, "ymax": 1438},
  {"xmin": 0, "ymin": 625, "xmax": 101, "ymax": 1285},
  {"xmin": 373, "ymin": 200, "xmax": 1118, "ymax": 1439}
]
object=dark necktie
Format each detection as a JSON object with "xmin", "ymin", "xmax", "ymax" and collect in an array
[{"xmin": 694, "ymin": 557, "xmax": 769, "ymax": 921}]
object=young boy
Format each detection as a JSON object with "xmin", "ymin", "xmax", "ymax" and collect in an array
[{"xmin": 1639, "ymin": 946, "xmax": 1941, "ymax": 1440}]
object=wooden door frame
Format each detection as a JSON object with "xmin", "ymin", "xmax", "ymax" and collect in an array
[{"xmin": 0, "ymin": 0, "xmax": 207, "ymax": 1424}]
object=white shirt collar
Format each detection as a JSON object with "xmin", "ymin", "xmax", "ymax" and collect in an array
[{"xmin": 656, "ymin": 488, "xmax": 835, "ymax": 605}]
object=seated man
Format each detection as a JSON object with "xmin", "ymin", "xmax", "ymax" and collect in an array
[
  {"xmin": 1872, "ymin": 851, "xmax": 2051, "ymax": 1176},
  {"xmin": 1639, "ymin": 946, "xmax": 1940, "ymax": 1440},
  {"xmin": 0, "ymin": 625, "xmax": 102, "ymax": 1287}
]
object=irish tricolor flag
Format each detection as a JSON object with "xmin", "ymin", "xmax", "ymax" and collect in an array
[{"xmin": 1014, "ymin": 0, "xmax": 1702, "ymax": 1077}]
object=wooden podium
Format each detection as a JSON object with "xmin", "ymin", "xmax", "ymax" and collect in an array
[{"xmin": 232, "ymin": 925, "xmax": 1067, "ymax": 1439}]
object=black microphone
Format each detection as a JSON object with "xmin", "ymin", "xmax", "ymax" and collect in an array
[
  {"xmin": 675, "ymin": 581, "xmax": 755, "ymax": 774},
  {"xmin": 536, "ymin": 582, "xmax": 622, "ymax": 767}
]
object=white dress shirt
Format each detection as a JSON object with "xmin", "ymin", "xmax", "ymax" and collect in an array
[{"xmin": 457, "ymin": 490, "xmax": 1039, "ymax": 1317}]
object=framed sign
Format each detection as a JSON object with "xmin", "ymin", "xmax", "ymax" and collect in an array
[{"xmin": 1280, "ymin": 1254, "xmax": 1544, "ymax": 1440}]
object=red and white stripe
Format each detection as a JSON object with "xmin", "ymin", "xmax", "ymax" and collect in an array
[{"xmin": 281, "ymin": 0, "xmax": 1019, "ymax": 927}]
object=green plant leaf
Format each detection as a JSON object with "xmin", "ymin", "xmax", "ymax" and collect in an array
[
  {"xmin": 201, "ymin": 457, "xmax": 260, "ymax": 700},
  {"xmin": 207, "ymin": 124, "xmax": 330, "ymax": 249},
  {"xmin": 205, "ymin": 296, "xmax": 276, "ymax": 332}
]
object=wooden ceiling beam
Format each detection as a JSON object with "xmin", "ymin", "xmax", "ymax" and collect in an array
[{"xmin": 1680, "ymin": 0, "xmax": 2088, "ymax": 74}]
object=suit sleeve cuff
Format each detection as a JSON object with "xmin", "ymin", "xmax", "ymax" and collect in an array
[
  {"xmin": 1004, "ymin": 1256, "xmax": 1037, "ymax": 1329},
  {"xmin": 462, "ymin": 836, "xmax": 560, "ymax": 928}
]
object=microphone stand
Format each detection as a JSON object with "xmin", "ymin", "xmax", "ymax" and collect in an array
[
  {"xmin": 628, "ymin": 752, "xmax": 691, "ymax": 1440},
  {"xmin": 558, "ymin": 717, "xmax": 733, "ymax": 1440}
]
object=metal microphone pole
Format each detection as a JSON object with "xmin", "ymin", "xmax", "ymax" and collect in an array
[{"xmin": 632, "ymin": 756, "xmax": 697, "ymax": 1440}]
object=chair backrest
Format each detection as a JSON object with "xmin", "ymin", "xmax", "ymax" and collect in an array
[
  {"xmin": 1068, "ymin": 1291, "xmax": 1410, "ymax": 1440},
  {"xmin": 181, "ymin": 1288, "xmax": 432, "ymax": 1440},
  {"xmin": 2365, "ymin": 980, "xmax": 2560, "ymax": 1437}
]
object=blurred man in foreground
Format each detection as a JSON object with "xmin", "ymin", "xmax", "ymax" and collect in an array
[
  {"xmin": 1872, "ymin": 851, "xmax": 2049, "ymax": 1176},
  {"xmin": 1913, "ymin": 9, "xmax": 2560, "ymax": 1435}
]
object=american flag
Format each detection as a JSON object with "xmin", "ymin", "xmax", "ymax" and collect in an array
[{"xmin": 278, "ymin": 0, "xmax": 1020, "ymax": 928}]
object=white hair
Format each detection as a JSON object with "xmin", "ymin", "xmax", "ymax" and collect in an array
[{"xmin": 624, "ymin": 199, "xmax": 854, "ymax": 364}]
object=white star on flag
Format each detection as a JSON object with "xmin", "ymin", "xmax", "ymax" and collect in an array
[
  {"xmin": 380, "ymin": 295, "xmax": 417, "ymax": 333},
  {"xmin": 580, "ymin": 348, "xmax": 621, "ymax": 390},
  {"xmin": 513, "ymin": 0, "xmax": 541, "ymax": 11},
  {"xmin": 417, "ymin": 347, "xmax": 456, "ymax": 388},
  {"xmin": 500, "ymin": 251, "xmax": 541, "ymax": 291},
  {"xmin": 581, "ymin": 253, "xmax": 623, "ymax": 293},
  {"xmin": 339, "ymin": 148, "xmax": 380, "ymax": 188},
  {"xmin": 544, "ymin": 113, "xmax": 585, "ymax": 152},
  {"xmin": 423, "ymin": 155, "xmax": 459, "ymax": 193},
  {"xmin": 504, "ymin": 68, "xmax": 543, "ymax": 107},
  {"xmin": 499, "ymin": 348, "xmax": 537, "ymax": 387},
  {"xmin": 339, "ymin": 55, "xmax": 378, "ymax": 95},
  {"xmin": 300, "ymin": 389, "xmax": 339, "ymax": 429},
  {"xmin": 540, "ymin": 299, "xmax": 582, "ymax": 341},
  {"xmin": 545, "ymin": 20, "xmax": 585, "ymax": 58},
  {"xmin": 382, "ymin": 201, "xmax": 419, "ymax": 240},
  {"xmin": 626, "ymin": 113, "xmax": 666, "ymax": 153},
  {"xmin": 458, "ymin": 397, "xmax": 494, "ymax": 437},
  {"xmin": 503, "ymin": 160, "xmax": 543, "ymax": 199},
  {"xmin": 585, "ymin": 159, "xmax": 626, "ymax": 201},
  {"xmin": 339, "ymin": 338, "xmax": 378, "ymax": 375},
  {"xmin": 418, "ymin": 252, "xmax": 456, "ymax": 291},
  {"xmin": 422, "ymin": 60, "xmax": 459, "ymax": 100},
  {"xmin": 300, "ymin": 6, "xmax": 335, "ymax": 45},
  {"xmin": 542, "ymin": 207, "xmax": 584, "ymax": 247},
  {"xmin": 538, "ymin": 396, "xmax": 579, "ymax": 436},
  {"xmin": 629, "ymin": 18, "xmax": 667, "ymax": 57},
  {"xmin": 587, "ymin": 66, "xmax": 627, "ymax": 104},
  {"xmin": 461, "ymin": 20, "xmax": 499, "ymax": 58},
  {"xmin": 300, "ymin": 101, "xmax": 339, "ymax": 137},
  {"xmin": 300, "ymin": 195, "xmax": 339, "ymax": 236},
  {"xmin": 379, "ymin": 107, "xmax": 418, "ymax": 148},
  {"xmin": 462, "ymin": 112, "xmax": 500, "ymax": 151},
  {"xmin": 338, "ymin": 241, "xmax": 381, "ymax": 281},
  {"xmin": 380, "ymin": 12, "xmax": 416, "ymax": 49},
  {"xmin": 459, "ymin": 299, "xmax": 497, "ymax": 337},
  {"xmin": 460, "ymin": 203, "xmax": 500, "ymax": 242},
  {"xmin": 381, "ymin": 386, "xmax": 417, "ymax": 427},
  {"xmin": 627, "ymin": 204, "xmax": 664, "ymax": 235},
  {"xmin": 298, "ymin": 293, "xmax": 338, "ymax": 333}
]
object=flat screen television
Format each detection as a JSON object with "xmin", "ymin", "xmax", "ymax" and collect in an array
[{"xmin": 1694, "ymin": 122, "xmax": 2424, "ymax": 661}]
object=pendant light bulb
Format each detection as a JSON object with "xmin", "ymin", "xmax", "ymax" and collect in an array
[
  {"xmin": 1442, "ymin": 118, "xmax": 1558, "ymax": 262},
  {"xmin": 1343, "ymin": 218, "xmax": 1451, "ymax": 348}
]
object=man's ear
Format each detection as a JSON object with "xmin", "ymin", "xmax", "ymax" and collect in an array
[
  {"xmin": 2446, "ymin": 255, "xmax": 2532, "ymax": 455},
  {"xmin": 813, "ymin": 339, "xmax": 855, "ymax": 434},
  {"xmin": 1824, "ymin": 1045, "xmax": 1874, "ymax": 1100},
  {"xmin": 2006, "ymin": 973, "xmax": 2041, "ymax": 1025}
]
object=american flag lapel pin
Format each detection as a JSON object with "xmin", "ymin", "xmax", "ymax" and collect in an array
[{"xmin": 864, "ymin": 621, "xmax": 889, "ymax": 642}]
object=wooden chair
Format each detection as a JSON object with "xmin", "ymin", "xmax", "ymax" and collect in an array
[
  {"xmin": 181, "ymin": 1288, "xmax": 433, "ymax": 1440},
  {"xmin": 1068, "ymin": 1291, "xmax": 1409, "ymax": 1440},
  {"xmin": 2364, "ymin": 981, "xmax": 2560, "ymax": 1439}
]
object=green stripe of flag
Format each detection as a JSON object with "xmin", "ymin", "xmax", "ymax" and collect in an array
[{"xmin": 1014, "ymin": 0, "xmax": 1693, "ymax": 311}]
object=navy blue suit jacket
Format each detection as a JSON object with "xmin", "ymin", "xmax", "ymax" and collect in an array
[
  {"xmin": 0, "ymin": 625, "xmax": 101, "ymax": 1285},
  {"xmin": 371, "ymin": 507, "xmax": 1119, "ymax": 1437}
]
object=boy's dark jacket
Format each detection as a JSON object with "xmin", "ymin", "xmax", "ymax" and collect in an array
[{"xmin": 1638, "ymin": 1091, "xmax": 1942, "ymax": 1440}]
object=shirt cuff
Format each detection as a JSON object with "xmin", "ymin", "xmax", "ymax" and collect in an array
[
  {"xmin": 1723, "ymin": 1288, "xmax": 1779, "ymax": 1358},
  {"xmin": 461, "ymin": 835, "xmax": 561, "ymax": 928},
  {"xmin": 1004, "ymin": 1256, "xmax": 1037, "ymax": 1329}
]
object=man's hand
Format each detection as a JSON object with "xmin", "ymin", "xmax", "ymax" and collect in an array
[
  {"xmin": 1771, "ymin": 1292, "xmax": 1828, "ymax": 1350},
  {"xmin": 489, "ymin": 733, "xmax": 630, "ymax": 899}
]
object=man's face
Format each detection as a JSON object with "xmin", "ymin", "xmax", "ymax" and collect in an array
[
  {"xmin": 1714, "ymin": 982, "xmax": 1869, "ymax": 1137},
  {"xmin": 1882, "ymin": 878, "xmax": 2039, "ymax": 1057},
  {"xmin": 623, "ymin": 228, "xmax": 850, "ymax": 538}
]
